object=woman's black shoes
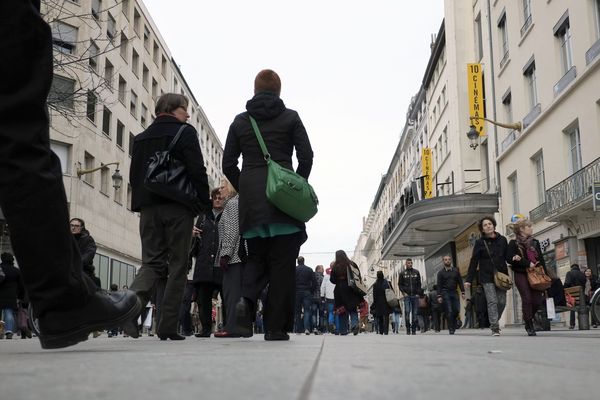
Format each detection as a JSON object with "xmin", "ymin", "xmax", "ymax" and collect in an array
[
  {"xmin": 524, "ymin": 319, "xmax": 537, "ymax": 336},
  {"xmin": 158, "ymin": 333, "xmax": 186, "ymax": 341},
  {"xmin": 264, "ymin": 331, "xmax": 289, "ymax": 341}
]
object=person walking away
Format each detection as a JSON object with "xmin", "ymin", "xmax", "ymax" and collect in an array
[
  {"xmin": 215, "ymin": 181, "xmax": 248, "ymax": 338},
  {"xmin": 428, "ymin": 285, "xmax": 442, "ymax": 333},
  {"xmin": 0, "ymin": 253, "xmax": 25, "ymax": 339},
  {"xmin": 191, "ymin": 189, "xmax": 224, "ymax": 338},
  {"xmin": 312, "ymin": 265, "xmax": 325, "ymax": 334},
  {"xmin": 417, "ymin": 289, "xmax": 430, "ymax": 333},
  {"xmin": 372, "ymin": 271, "xmax": 392, "ymax": 335},
  {"xmin": 330, "ymin": 250, "xmax": 362, "ymax": 335},
  {"xmin": 398, "ymin": 258, "xmax": 422, "ymax": 335},
  {"xmin": 506, "ymin": 218, "xmax": 548, "ymax": 336},
  {"xmin": 437, "ymin": 255, "xmax": 465, "ymax": 335},
  {"xmin": 295, "ymin": 256, "xmax": 315, "ymax": 334},
  {"xmin": 321, "ymin": 263, "xmax": 338, "ymax": 333},
  {"xmin": 126, "ymin": 93, "xmax": 212, "ymax": 341},
  {"xmin": 464, "ymin": 299, "xmax": 474, "ymax": 329},
  {"xmin": 465, "ymin": 216, "xmax": 509, "ymax": 336},
  {"xmin": 583, "ymin": 268, "xmax": 600, "ymax": 328},
  {"xmin": 391, "ymin": 303, "xmax": 402, "ymax": 334},
  {"xmin": 564, "ymin": 264, "xmax": 587, "ymax": 329},
  {"xmin": 70, "ymin": 218, "xmax": 100, "ymax": 288},
  {"xmin": 222, "ymin": 69, "xmax": 314, "ymax": 341}
]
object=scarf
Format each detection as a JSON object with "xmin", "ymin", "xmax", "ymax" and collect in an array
[
  {"xmin": 585, "ymin": 278, "xmax": 592, "ymax": 298},
  {"xmin": 516, "ymin": 233, "xmax": 538, "ymax": 264}
]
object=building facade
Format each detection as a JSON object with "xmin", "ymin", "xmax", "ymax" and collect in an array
[{"xmin": 0, "ymin": 0, "xmax": 223, "ymax": 289}]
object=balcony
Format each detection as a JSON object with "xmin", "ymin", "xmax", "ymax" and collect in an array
[
  {"xmin": 553, "ymin": 66, "xmax": 577, "ymax": 97},
  {"xmin": 586, "ymin": 38, "xmax": 600, "ymax": 65},
  {"xmin": 545, "ymin": 157, "xmax": 600, "ymax": 218},
  {"xmin": 500, "ymin": 129, "xmax": 519, "ymax": 154},
  {"xmin": 529, "ymin": 202, "xmax": 547, "ymax": 223},
  {"xmin": 522, "ymin": 103, "xmax": 541, "ymax": 129}
]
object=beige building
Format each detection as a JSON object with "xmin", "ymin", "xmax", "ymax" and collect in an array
[{"xmin": 0, "ymin": 0, "xmax": 223, "ymax": 288}]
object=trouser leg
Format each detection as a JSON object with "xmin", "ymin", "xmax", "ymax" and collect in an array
[
  {"xmin": 302, "ymin": 294, "xmax": 312, "ymax": 331},
  {"xmin": 483, "ymin": 283, "xmax": 499, "ymax": 330},
  {"xmin": 0, "ymin": 0, "xmax": 97, "ymax": 318},
  {"xmin": 195, "ymin": 283, "xmax": 214, "ymax": 334},
  {"xmin": 179, "ymin": 282, "xmax": 194, "ymax": 334},
  {"xmin": 222, "ymin": 262, "xmax": 243, "ymax": 332}
]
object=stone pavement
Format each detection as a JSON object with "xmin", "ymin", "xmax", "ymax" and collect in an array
[{"xmin": 1, "ymin": 327, "xmax": 599, "ymax": 400}]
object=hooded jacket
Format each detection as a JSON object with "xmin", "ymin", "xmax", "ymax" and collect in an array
[{"xmin": 222, "ymin": 92, "xmax": 314, "ymax": 233}]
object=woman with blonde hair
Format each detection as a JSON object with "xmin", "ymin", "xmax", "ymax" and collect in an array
[{"xmin": 506, "ymin": 218, "xmax": 547, "ymax": 336}]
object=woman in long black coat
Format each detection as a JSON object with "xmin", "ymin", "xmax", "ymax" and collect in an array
[
  {"xmin": 372, "ymin": 271, "xmax": 392, "ymax": 335},
  {"xmin": 222, "ymin": 70, "xmax": 314, "ymax": 340},
  {"xmin": 330, "ymin": 250, "xmax": 363, "ymax": 335}
]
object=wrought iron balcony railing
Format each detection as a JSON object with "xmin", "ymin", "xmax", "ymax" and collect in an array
[
  {"xmin": 545, "ymin": 156, "xmax": 600, "ymax": 216},
  {"xmin": 529, "ymin": 202, "xmax": 547, "ymax": 223}
]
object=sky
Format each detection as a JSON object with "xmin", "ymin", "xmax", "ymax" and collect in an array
[{"xmin": 143, "ymin": 0, "xmax": 445, "ymax": 270}]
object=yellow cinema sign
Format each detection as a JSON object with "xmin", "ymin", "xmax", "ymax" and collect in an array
[
  {"xmin": 421, "ymin": 148, "xmax": 433, "ymax": 199},
  {"xmin": 467, "ymin": 63, "xmax": 486, "ymax": 136}
]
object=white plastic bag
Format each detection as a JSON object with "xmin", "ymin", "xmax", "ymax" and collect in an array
[
  {"xmin": 546, "ymin": 297, "xmax": 556, "ymax": 319},
  {"xmin": 143, "ymin": 307, "xmax": 153, "ymax": 328}
]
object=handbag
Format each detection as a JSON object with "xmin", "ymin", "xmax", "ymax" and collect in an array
[
  {"xmin": 483, "ymin": 240, "xmax": 513, "ymax": 291},
  {"xmin": 527, "ymin": 264, "xmax": 552, "ymax": 291},
  {"xmin": 346, "ymin": 263, "xmax": 367, "ymax": 297},
  {"xmin": 249, "ymin": 116, "xmax": 318, "ymax": 222},
  {"xmin": 385, "ymin": 282, "xmax": 399, "ymax": 308},
  {"xmin": 144, "ymin": 124, "xmax": 200, "ymax": 212}
]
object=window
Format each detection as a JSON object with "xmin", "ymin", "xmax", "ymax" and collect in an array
[
  {"xmin": 153, "ymin": 42, "xmax": 160, "ymax": 65},
  {"xmin": 533, "ymin": 153, "xmax": 546, "ymax": 205},
  {"xmin": 48, "ymin": 75, "xmax": 75, "ymax": 110},
  {"xmin": 555, "ymin": 17, "xmax": 573, "ymax": 74},
  {"xmin": 110, "ymin": 260, "xmax": 136, "ymax": 288},
  {"xmin": 524, "ymin": 60, "xmax": 538, "ymax": 110},
  {"xmin": 120, "ymin": 33, "xmax": 128, "ymax": 60},
  {"xmin": 502, "ymin": 90, "xmax": 513, "ymax": 123},
  {"xmin": 161, "ymin": 55, "xmax": 167, "ymax": 77},
  {"xmin": 129, "ymin": 133, "xmax": 135, "ymax": 157},
  {"xmin": 100, "ymin": 165, "xmax": 109, "ymax": 194},
  {"xmin": 133, "ymin": 9, "xmax": 141, "ymax": 36},
  {"xmin": 474, "ymin": 14, "xmax": 483, "ymax": 61},
  {"xmin": 50, "ymin": 141, "xmax": 71, "ymax": 174},
  {"xmin": 130, "ymin": 90, "xmax": 137, "ymax": 118},
  {"xmin": 142, "ymin": 64, "xmax": 149, "ymax": 89},
  {"xmin": 498, "ymin": 12, "xmax": 509, "ymax": 62},
  {"xmin": 83, "ymin": 152, "xmax": 95, "ymax": 186},
  {"xmin": 102, "ymin": 106, "xmax": 111, "ymax": 136},
  {"xmin": 131, "ymin": 49, "xmax": 139, "ymax": 77},
  {"xmin": 567, "ymin": 125, "xmax": 582, "ymax": 173},
  {"xmin": 107, "ymin": 12, "xmax": 116, "ymax": 41},
  {"xmin": 141, "ymin": 104, "xmax": 147, "ymax": 128},
  {"xmin": 173, "ymin": 77, "xmax": 178, "ymax": 92},
  {"xmin": 508, "ymin": 173, "xmax": 519, "ymax": 214},
  {"xmin": 104, "ymin": 59, "xmax": 114, "ymax": 90},
  {"xmin": 89, "ymin": 41, "xmax": 99, "ymax": 70},
  {"xmin": 442, "ymin": 127, "xmax": 448, "ymax": 157},
  {"xmin": 51, "ymin": 22, "xmax": 77, "ymax": 54},
  {"xmin": 522, "ymin": 0, "xmax": 532, "ymax": 33},
  {"xmin": 151, "ymin": 78, "xmax": 158, "ymax": 99},
  {"xmin": 91, "ymin": 0, "xmax": 101, "ymax": 20},
  {"xmin": 93, "ymin": 254, "xmax": 110, "ymax": 289},
  {"xmin": 116, "ymin": 120, "xmax": 124, "ymax": 148},
  {"xmin": 143, "ymin": 26, "xmax": 150, "ymax": 52},
  {"xmin": 595, "ymin": 0, "xmax": 600, "ymax": 39},
  {"xmin": 86, "ymin": 90, "xmax": 97, "ymax": 122},
  {"xmin": 118, "ymin": 76, "xmax": 126, "ymax": 104}
]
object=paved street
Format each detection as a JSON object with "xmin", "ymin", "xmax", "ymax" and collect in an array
[{"xmin": 1, "ymin": 327, "xmax": 599, "ymax": 400}]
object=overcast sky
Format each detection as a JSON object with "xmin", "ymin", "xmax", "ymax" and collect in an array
[{"xmin": 143, "ymin": 0, "xmax": 445, "ymax": 270}]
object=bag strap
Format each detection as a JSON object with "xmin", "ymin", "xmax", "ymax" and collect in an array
[
  {"xmin": 249, "ymin": 115, "xmax": 271, "ymax": 161},
  {"xmin": 167, "ymin": 124, "xmax": 188, "ymax": 153}
]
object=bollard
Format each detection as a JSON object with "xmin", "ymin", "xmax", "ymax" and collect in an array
[{"xmin": 578, "ymin": 308, "xmax": 590, "ymax": 330}]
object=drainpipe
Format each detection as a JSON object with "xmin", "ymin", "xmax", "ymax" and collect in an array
[{"xmin": 486, "ymin": 0, "xmax": 501, "ymax": 196}]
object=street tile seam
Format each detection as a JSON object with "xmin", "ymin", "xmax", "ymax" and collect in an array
[{"xmin": 297, "ymin": 336, "xmax": 326, "ymax": 400}]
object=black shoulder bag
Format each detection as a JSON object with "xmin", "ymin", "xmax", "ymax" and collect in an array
[{"xmin": 144, "ymin": 124, "xmax": 199, "ymax": 211}]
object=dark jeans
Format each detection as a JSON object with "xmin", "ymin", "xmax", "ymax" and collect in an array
[
  {"xmin": 403, "ymin": 296, "xmax": 419, "ymax": 333},
  {"xmin": 513, "ymin": 272, "xmax": 545, "ymax": 322},
  {"xmin": 222, "ymin": 262, "xmax": 243, "ymax": 333},
  {"xmin": 442, "ymin": 291, "xmax": 460, "ymax": 332},
  {"xmin": 129, "ymin": 204, "xmax": 194, "ymax": 335},
  {"xmin": 295, "ymin": 291, "xmax": 312, "ymax": 332},
  {"xmin": 376, "ymin": 314, "xmax": 390, "ymax": 334},
  {"xmin": 195, "ymin": 282, "xmax": 222, "ymax": 334},
  {"xmin": 179, "ymin": 281, "xmax": 195, "ymax": 334},
  {"xmin": 0, "ymin": 0, "xmax": 97, "ymax": 318},
  {"xmin": 241, "ymin": 232, "xmax": 303, "ymax": 334},
  {"xmin": 430, "ymin": 307, "xmax": 441, "ymax": 331}
]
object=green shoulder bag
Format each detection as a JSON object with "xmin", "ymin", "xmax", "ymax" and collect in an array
[{"xmin": 249, "ymin": 116, "xmax": 318, "ymax": 222}]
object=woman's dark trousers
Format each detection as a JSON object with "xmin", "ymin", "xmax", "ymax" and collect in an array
[
  {"xmin": 376, "ymin": 315, "xmax": 390, "ymax": 334},
  {"xmin": 222, "ymin": 262, "xmax": 243, "ymax": 333}
]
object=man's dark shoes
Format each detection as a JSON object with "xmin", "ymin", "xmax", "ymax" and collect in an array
[
  {"xmin": 194, "ymin": 331, "xmax": 211, "ymax": 338},
  {"xmin": 158, "ymin": 333, "xmax": 186, "ymax": 341},
  {"xmin": 38, "ymin": 289, "xmax": 141, "ymax": 349},
  {"xmin": 234, "ymin": 297, "xmax": 254, "ymax": 338},
  {"xmin": 264, "ymin": 331, "xmax": 290, "ymax": 341}
]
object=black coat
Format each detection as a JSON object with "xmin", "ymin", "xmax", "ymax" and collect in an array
[
  {"xmin": 129, "ymin": 115, "xmax": 211, "ymax": 214},
  {"xmin": 222, "ymin": 92, "xmax": 314, "ymax": 233},
  {"xmin": 398, "ymin": 268, "xmax": 422, "ymax": 296},
  {"xmin": 466, "ymin": 233, "xmax": 509, "ymax": 284},
  {"xmin": 437, "ymin": 267, "xmax": 465, "ymax": 294},
  {"xmin": 74, "ymin": 230, "xmax": 96, "ymax": 269},
  {"xmin": 506, "ymin": 239, "xmax": 547, "ymax": 274},
  {"xmin": 330, "ymin": 262, "xmax": 362, "ymax": 311},
  {"xmin": 192, "ymin": 211, "xmax": 223, "ymax": 285},
  {"xmin": 372, "ymin": 279, "xmax": 392, "ymax": 316},
  {"xmin": 0, "ymin": 262, "xmax": 24, "ymax": 309},
  {"xmin": 564, "ymin": 267, "xmax": 586, "ymax": 288},
  {"xmin": 296, "ymin": 264, "xmax": 315, "ymax": 294}
]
